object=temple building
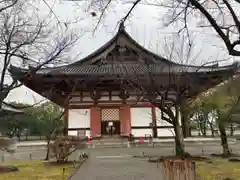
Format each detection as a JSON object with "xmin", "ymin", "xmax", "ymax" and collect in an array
[
  {"xmin": 0, "ymin": 102, "xmax": 23, "ymax": 139},
  {"xmin": 9, "ymin": 24, "xmax": 239, "ymax": 138},
  {"xmin": 0, "ymin": 102, "xmax": 23, "ymax": 116}
]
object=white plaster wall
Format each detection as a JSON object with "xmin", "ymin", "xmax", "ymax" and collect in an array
[
  {"xmin": 157, "ymin": 129, "xmax": 175, "ymax": 137},
  {"xmin": 131, "ymin": 129, "xmax": 153, "ymax": 137},
  {"xmin": 68, "ymin": 109, "xmax": 90, "ymax": 128},
  {"xmin": 70, "ymin": 97, "xmax": 80, "ymax": 102},
  {"xmin": 99, "ymin": 96, "xmax": 109, "ymax": 101},
  {"xmin": 68, "ymin": 130, "xmax": 91, "ymax": 137},
  {"xmin": 129, "ymin": 107, "xmax": 179, "ymax": 137},
  {"xmin": 130, "ymin": 107, "xmax": 152, "ymax": 126},
  {"xmin": 130, "ymin": 107, "xmax": 152, "ymax": 137},
  {"xmin": 82, "ymin": 97, "xmax": 92, "ymax": 101},
  {"xmin": 112, "ymin": 96, "xmax": 122, "ymax": 101}
]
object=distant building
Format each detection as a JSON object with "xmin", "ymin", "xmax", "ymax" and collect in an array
[{"xmin": 0, "ymin": 102, "xmax": 23, "ymax": 115}]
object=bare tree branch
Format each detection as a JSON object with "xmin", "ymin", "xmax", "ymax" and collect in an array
[
  {"xmin": 0, "ymin": 0, "xmax": 18, "ymax": 13},
  {"xmin": 93, "ymin": 0, "xmax": 240, "ymax": 56},
  {"xmin": 0, "ymin": 0, "xmax": 79, "ymax": 107}
]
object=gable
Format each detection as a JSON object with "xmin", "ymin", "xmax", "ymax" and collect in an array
[
  {"xmin": 71, "ymin": 28, "xmax": 172, "ymax": 66},
  {"xmin": 91, "ymin": 45, "xmax": 146, "ymax": 65}
]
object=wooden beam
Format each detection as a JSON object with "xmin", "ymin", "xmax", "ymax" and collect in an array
[{"xmin": 68, "ymin": 103, "xmax": 153, "ymax": 109}]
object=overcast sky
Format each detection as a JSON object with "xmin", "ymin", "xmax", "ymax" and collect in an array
[{"xmin": 5, "ymin": 0, "xmax": 239, "ymax": 105}]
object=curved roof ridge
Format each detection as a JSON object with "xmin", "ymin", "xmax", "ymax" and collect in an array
[
  {"xmin": 9, "ymin": 60, "xmax": 238, "ymax": 76},
  {"xmin": 70, "ymin": 30, "xmax": 120, "ymax": 66},
  {"xmin": 176, "ymin": 61, "xmax": 239, "ymax": 69},
  {"xmin": 69, "ymin": 24, "xmax": 238, "ymax": 68},
  {"xmin": 119, "ymin": 28, "xmax": 177, "ymax": 65},
  {"xmin": 69, "ymin": 24, "xmax": 179, "ymax": 66}
]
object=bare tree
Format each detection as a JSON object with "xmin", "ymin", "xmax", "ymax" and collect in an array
[
  {"xmin": 86, "ymin": 0, "xmax": 240, "ymax": 56},
  {"xmin": 117, "ymin": 30, "xmax": 237, "ymax": 157},
  {"xmin": 0, "ymin": 0, "xmax": 79, "ymax": 108},
  {"xmin": 116, "ymin": 34, "xmax": 207, "ymax": 157},
  {"xmin": 154, "ymin": 0, "xmax": 240, "ymax": 57}
]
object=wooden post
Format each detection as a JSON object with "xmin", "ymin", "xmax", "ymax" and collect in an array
[
  {"xmin": 63, "ymin": 107, "xmax": 69, "ymax": 136},
  {"xmin": 90, "ymin": 107, "xmax": 101, "ymax": 138},
  {"xmin": 163, "ymin": 159, "xmax": 196, "ymax": 180},
  {"xmin": 120, "ymin": 104, "xmax": 131, "ymax": 136}
]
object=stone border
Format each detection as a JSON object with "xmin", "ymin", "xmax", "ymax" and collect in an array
[
  {"xmin": 16, "ymin": 137, "xmax": 237, "ymax": 148},
  {"xmin": 68, "ymin": 157, "xmax": 89, "ymax": 180}
]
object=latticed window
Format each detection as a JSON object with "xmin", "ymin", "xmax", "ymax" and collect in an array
[{"xmin": 101, "ymin": 108, "xmax": 120, "ymax": 121}]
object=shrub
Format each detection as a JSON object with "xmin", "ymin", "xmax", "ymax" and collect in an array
[{"xmin": 49, "ymin": 136, "xmax": 87, "ymax": 163}]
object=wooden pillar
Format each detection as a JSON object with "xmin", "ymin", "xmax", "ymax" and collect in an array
[
  {"xmin": 90, "ymin": 107, "xmax": 101, "ymax": 138},
  {"xmin": 120, "ymin": 104, "xmax": 131, "ymax": 136},
  {"xmin": 63, "ymin": 107, "xmax": 69, "ymax": 136},
  {"xmin": 151, "ymin": 105, "xmax": 157, "ymax": 138}
]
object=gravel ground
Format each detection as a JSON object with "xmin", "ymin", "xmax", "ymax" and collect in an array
[
  {"xmin": 70, "ymin": 155, "xmax": 163, "ymax": 180},
  {"xmin": 1, "ymin": 142, "xmax": 240, "ymax": 180},
  {"xmin": 1, "ymin": 142, "xmax": 240, "ymax": 162},
  {"xmin": 69, "ymin": 142, "xmax": 240, "ymax": 180}
]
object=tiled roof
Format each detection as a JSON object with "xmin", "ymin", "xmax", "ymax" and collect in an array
[
  {"xmin": 1, "ymin": 102, "xmax": 24, "ymax": 113},
  {"xmin": 38, "ymin": 63, "xmax": 237, "ymax": 76},
  {"xmin": 9, "ymin": 63, "xmax": 238, "ymax": 78}
]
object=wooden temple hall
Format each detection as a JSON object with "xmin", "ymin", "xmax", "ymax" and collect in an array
[{"xmin": 9, "ymin": 24, "xmax": 239, "ymax": 138}]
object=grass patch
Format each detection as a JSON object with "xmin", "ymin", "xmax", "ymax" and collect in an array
[
  {"xmin": 197, "ymin": 158, "xmax": 240, "ymax": 180},
  {"xmin": 0, "ymin": 160, "xmax": 80, "ymax": 180}
]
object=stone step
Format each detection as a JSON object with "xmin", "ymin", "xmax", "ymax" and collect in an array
[
  {"xmin": 93, "ymin": 136, "xmax": 127, "ymax": 143},
  {"xmin": 86, "ymin": 141, "xmax": 130, "ymax": 148},
  {"xmin": 94, "ymin": 143, "xmax": 128, "ymax": 148},
  {"xmin": 94, "ymin": 140, "xmax": 125, "ymax": 143}
]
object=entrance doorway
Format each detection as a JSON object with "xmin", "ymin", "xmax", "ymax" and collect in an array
[
  {"xmin": 101, "ymin": 108, "xmax": 120, "ymax": 136},
  {"xmin": 101, "ymin": 121, "xmax": 121, "ymax": 135}
]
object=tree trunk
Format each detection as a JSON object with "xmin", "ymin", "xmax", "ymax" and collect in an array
[
  {"xmin": 17, "ymin": 132, "xmax": 21, "ymax": 141},
  {"xmin": 230, "ymin": 124, "xmax": 234, "ymax": 136},
  {"xmin": 174, "ymin": 122, "xmax": 186, "ymax": 156},
  {"xmin": 203, "ymin": 129, "xmax": 206, "ymax": 136},
  {"xmin": 8, "ymin": 133, "xmax": 13, "ymax": 139},
  {"xmin": 44, "ymin": 138, "xmax": 51, "ymax": 160},
  {"xmin": 181, "ymin": 113, "xmax": 191, "ymax": 138},
  {"xmin": 200, "ymin": 120, "xmax": 207, "ymax": 136},
  {"xmin": 173, "ymin": 107, "xmax": 186, "ymax": 157},
  {"xmin": 210, "ymin": 124, "xmax": 215, "ymax": 137},
  {"xmin": 218, "ymin": 122, "xmax": 230, "ymax": 157},
  {"xmin": 185, "ymin": 120, "xmax": 191, "ymax": 137},
  {"xmin": 63, "ymin": 127, "xmax": 68, "ymax": 136}
]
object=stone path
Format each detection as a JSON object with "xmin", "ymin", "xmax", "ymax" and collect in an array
[{"xmin": 70, "ymin": 154, "xmax": 163, "ymax": 180}]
